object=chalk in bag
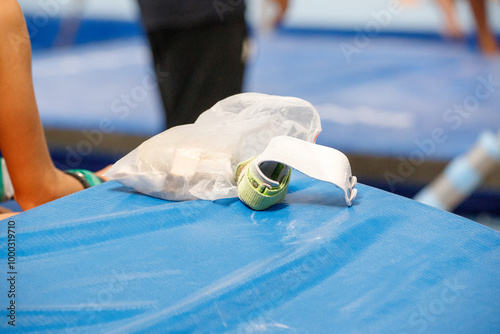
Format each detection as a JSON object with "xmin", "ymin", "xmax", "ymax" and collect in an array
[{"xmin": 105, "ymin": 93, "xmax": 322, "ymax": 201}]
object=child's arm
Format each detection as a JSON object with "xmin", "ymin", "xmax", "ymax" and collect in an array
[{"xmin": 0, "ymin": 0, "xmax": 85, "ymax": 210}]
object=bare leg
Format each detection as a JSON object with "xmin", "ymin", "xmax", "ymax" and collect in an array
[
  {"xmin": 265, "ymin": 0, "xmax": 289, "ymax": 27},
  {"xmin": 469, "ymin": 0, "xmax": 498, "ymax": 54},
  {"xmin": 0, "ymin": 0, "xmax": 85, "ymax": 210},
  {"xmin": 435, "ymin": 0, "xmax": 464, "ymax": 39},
  {"xmin": 271, "ymin": 0, "xmax": 289, "ymax": 25}
]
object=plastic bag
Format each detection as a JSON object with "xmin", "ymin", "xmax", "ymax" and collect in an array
[{"xmin": 105, "ymin": 93, "xmax": 322, "ymax": 201}]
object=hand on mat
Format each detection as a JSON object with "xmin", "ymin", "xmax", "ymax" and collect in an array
[
  {"xmin": 40, "ymin": 165, "xmax": 111, "ymax": 207},
  {"xmin": 0, "ymin": 165, "xmax": 111, "ymax": 219}
]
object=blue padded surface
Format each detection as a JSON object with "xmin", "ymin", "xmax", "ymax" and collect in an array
[
  {"xmin": 1, "ymin": 172, "xmax": 499, "ymax": 333},
  {"xmin": 33, "ymin": 39, "xmax": 165, "ymax": 136}
]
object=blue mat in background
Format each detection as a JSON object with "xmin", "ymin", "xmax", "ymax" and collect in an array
[
  {"xmin": 0, "ymin": 172, "xmax": 499, "ymax": 332},
  {"xmin": 32, "ymin": 38, "xmax": 164, "ymax": 136},
  {"xmin": 246, "ymin": 32, "xmax": 500, "ymax": 160},
  {"xmin": 32, "ymin": 32, "xmax": 500, "ymax": 160},
  {"xmin": 31, "ymin": 31, "xmax": 500, "ymax": 214}
]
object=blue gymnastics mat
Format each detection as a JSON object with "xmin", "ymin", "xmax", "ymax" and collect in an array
[{"xmin": 1, "ymin": 172, "xmax": 499, "ymax": 333}]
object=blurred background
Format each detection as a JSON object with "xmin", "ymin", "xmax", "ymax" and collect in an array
[{"xmin": 17, "ymin": 0, "xmax": 500, "ymax": 225}]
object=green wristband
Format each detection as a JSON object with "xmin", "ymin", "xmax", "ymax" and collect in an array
[{"xmin": 235, "ymin": 157, "xmax": 291, "ymax": 211}]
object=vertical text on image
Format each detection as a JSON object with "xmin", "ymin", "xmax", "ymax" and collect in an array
[{"xmin": 6, "ymin": 220, "xmax": 17, "ymax": 327}]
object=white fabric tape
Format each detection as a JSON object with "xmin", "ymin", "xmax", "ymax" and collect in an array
[{"xmin": 254, "ymin": 136, "xmax": 357, "ymax": 206}]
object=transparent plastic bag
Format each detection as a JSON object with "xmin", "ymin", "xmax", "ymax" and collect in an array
[{"xmin": 105, "ymin": 93, "xmax": 322, "ymax": 201}]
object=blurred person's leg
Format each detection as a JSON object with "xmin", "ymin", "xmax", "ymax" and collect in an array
[
  {"xmin": 0, "ymin": 0, "xmax": 104, "ymax": 213},
  {"xmin": 435, "ymin": 0, "xmax": 465, "ymax": 38},
  {"xmin": 469, "ymin": 0, "xmax": 498, "ymax": 54},
  {"xmin": 147, "ymin": 19, "xmax": 247, "ymax": 129}
]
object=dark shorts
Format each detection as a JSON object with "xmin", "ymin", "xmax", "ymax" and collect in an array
[{"xmin": 146, "ymin": 18, "xmax": 248, "ymax": 129}]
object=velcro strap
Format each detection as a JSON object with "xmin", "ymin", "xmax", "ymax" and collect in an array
[
  {"xmin": 235, "ymin": 136, "xmax": 357, "ymax": 210},
  {"xmin": 235, "ymin": 157, "xmax": 291, "ymax": 211}
]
